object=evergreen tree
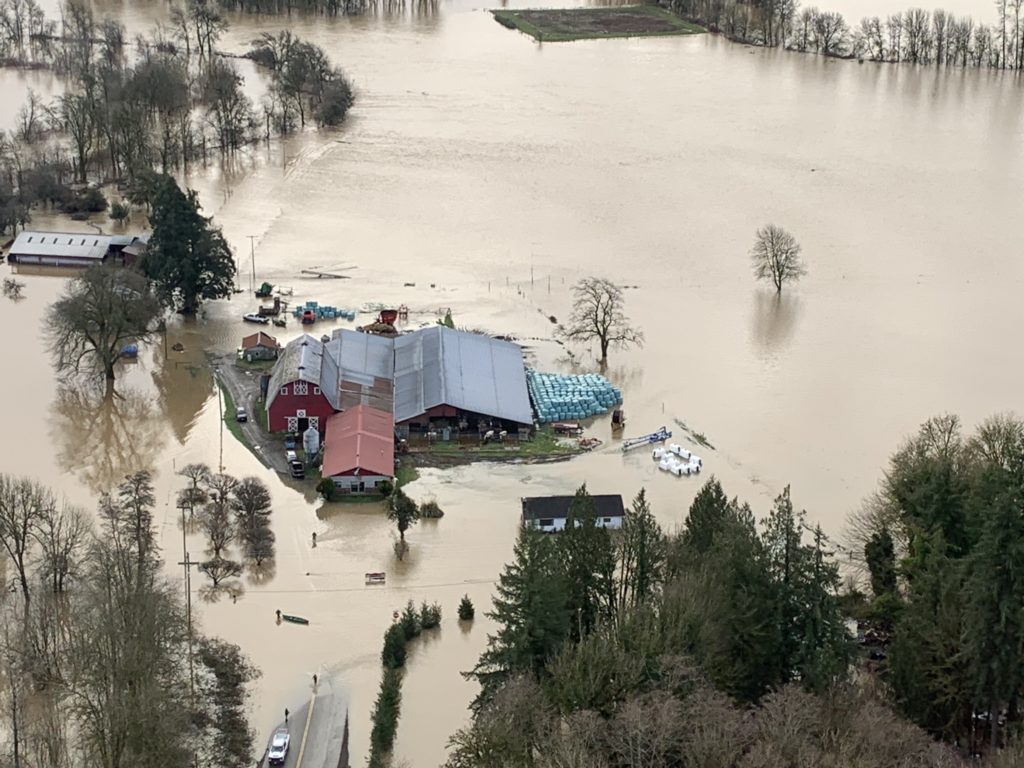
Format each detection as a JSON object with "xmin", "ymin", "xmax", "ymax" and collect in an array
[
  {"xmin": 142, "ymin": 175, "xmax": 235, "ymax": 315},
  {"xmin": 888, "ymin": 531, "xmax": 971, "ymax": 742},
  {"xmin": 559, "ymin": 485, "xmax": 617, "ymax": 641},
  {"xmin": 963, "ymin": 486, "xmax": 1024, "ymax": 749},
  {"xmin": 690, "ymin": 499, "xmax": 780, "ymax": 702},
  {"xmin": 865, "ymin": 526, "xmax": 898, "ymax": 598},
  {"xmin": 681, "ymin": 477, "xmax": 732, "ymax": 555},
  {"xmin": 469, "ymin": 528, "xmax": 569, "ymax": 709},
  {"xmin": 616, "ymin": 489, "xmax": 665, "ymax": 613},
  {"xmin": 761, "ymin": 487, "xmax": 850, "ymax": 692}
]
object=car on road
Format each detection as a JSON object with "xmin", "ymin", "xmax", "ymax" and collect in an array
[
  {"xmin": 289, "ymin": 460, "xmax": 305, "ymax": 480},
  {"xmin": 235, "ymin": 406, "xmax": 248, "ymax": 423},
  {"xmin": 267, "ymin": 730, "xmax": 290, "ymax": 765}
]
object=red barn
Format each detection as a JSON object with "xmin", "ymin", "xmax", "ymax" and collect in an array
[{"xmin": 265, "ymin": 334, "xmax": 339, "ymax": 434}]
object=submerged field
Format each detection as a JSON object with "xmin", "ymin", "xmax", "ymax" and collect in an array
[{"xmin": 492, "ymin": 6, "xmax": 705, "ymax": 42}]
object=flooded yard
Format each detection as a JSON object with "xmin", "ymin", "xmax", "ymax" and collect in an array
[{"xmin": 2, "ymin": 0, "xmax": 1024, "ymax": 762}]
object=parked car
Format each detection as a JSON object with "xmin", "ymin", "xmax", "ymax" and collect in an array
[
  {"xmin": 235, "ymin": 407, "xmax": 247, "ymax": 423},
  {"xmin": 289, "ymin": 460, "xmax": 305, "ymax": 480},
  {"xmin": 267, "ymin": 730, "xmax": 290, "ymax": 765}
]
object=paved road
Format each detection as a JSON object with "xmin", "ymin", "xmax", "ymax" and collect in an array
[
  {"xmin": 258, "ymin": 676, "xmax": 350, "ymax": 768},
  {"xmin": 212, "ymin": 355, "xmax": 290, "ymax": 474}
]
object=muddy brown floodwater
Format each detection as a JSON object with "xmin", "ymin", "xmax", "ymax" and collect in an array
[{"xmin": 2, "ymin": 0, "xmax": 1024, "ymax": 763}]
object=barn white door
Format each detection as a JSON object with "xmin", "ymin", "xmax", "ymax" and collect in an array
[{"xmin": 286, "ymin": 417, "xmax": 298, "ymax": 432}]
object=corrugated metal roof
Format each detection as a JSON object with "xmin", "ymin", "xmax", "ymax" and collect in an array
[
  {"xmin": 327, "ymin": 329, "xmax": 394, "ymax": 386},
  {"xmin": 322, "ymin": 406, "xmax": 395, "ymax": 478},
  {"xmin": 10, "ymin": 231, "xmax": 111, "ymax": 261},
  {"xmin": 266, "ymin": 335, "xmax": 328, "ymax": 411},
  {"xmin": 393, "ymin": 327, "xmax": 532, "ymax": 425}
]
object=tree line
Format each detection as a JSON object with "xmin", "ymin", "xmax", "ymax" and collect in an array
[
  {"xmin": 846, "ymin": 413, "xmax": 1024, "ymax": 753},
  {"xmin": 0, "ymin": 0, "xmax": 354, "ymax": 236},
  {"xmin": 449, "ymin": 463, "xmax": 1024, "ymax": 766},
  {"xmin": 0, "ymin": 471, "xmax": 259, "ymax": 767},
  {"xmin": 668, "ymin": 0, "xmax": 1024, "ymax": 69}
]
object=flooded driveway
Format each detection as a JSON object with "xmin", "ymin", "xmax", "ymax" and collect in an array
[{"xmin": 2, "ymin": 0, "xmax": 1024, "ymax": 763}]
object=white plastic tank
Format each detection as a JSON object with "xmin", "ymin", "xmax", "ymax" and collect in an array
[{"xmin": 303, "ymin": 426, "xmax": 320, "ymax": 457}]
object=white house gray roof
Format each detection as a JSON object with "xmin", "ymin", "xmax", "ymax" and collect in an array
[
  {"xmin": 393, "ymin": 327, "xmax": 532, "ymax": 425},
  {"xmin": 266, "ymin": 335, "xmax": 338, "ymax": 410},
  {"xmin": 10, "ymin": 231, "xmax": 111, "ymax": 261},
  {"xmin": 327, "ymin": 329, "xmax": 395, "ymax": 387}
]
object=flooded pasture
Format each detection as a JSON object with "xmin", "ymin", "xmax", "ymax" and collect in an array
[{"xmin": 2, "ymin": 0, "xmax": 1024, "ymax": 763}]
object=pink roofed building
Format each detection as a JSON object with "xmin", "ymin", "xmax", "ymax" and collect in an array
[{"xmin": 321, "ymin": 406, "xmax": 395, "ymax": 493}]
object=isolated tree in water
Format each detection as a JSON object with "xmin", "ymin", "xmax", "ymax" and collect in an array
[
  {"xmin": 142, "ymin": 175, "xmax": 236, "ymax": 314},
  {"xmin": 47, "ymin": 265, "xmax": 162, "ymax": 390},
  {"xmin": 751, "ymin": 224, "xmax": 806, "ymax": 292},
  {"xmin": 387, "ymin": 489, "xmax": 420, "ymax": 559},
  {"xmin": 562, "ymin": 277, "xmax": 643, "ymax": 365}
]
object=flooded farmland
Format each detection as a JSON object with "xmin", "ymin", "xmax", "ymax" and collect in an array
[{"xmin": 2, "ymin": 0, "xmax": 1024, "ymax": 762}]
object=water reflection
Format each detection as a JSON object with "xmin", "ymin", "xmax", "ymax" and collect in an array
[
  {"xmin": 750, "ymin": 290, "xmax": 801, "ymax": 358},
  {"xmin": 149, "ymin": 346, "xmax": 214, "ymax": 445},
  {"xmin": 51, "ymin": 383, "xmax": 167, "ymax": 494}
]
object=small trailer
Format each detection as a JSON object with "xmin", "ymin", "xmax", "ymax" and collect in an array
[
  {"xmin": 365, "ymin": 572, "xmax": 386, "ymax": 585},
  {"xmin": 621, "ymin": 426, "xmax": 672, "ymax": 452}
]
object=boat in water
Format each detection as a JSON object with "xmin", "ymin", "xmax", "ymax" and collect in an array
[{"xmin": 281, "ymin": 613, "xmax": 309, "ymax": 625}]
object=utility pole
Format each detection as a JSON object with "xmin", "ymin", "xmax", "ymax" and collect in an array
[
  {"xmin": 177, "ymin": 504, "xmax": 199, "ymax": 703},
  {"xmin": 216, "ymin": 373, "xmax": 224, "ymax": 473},
  {"xmin": 247, "ymin": 235, "xmax": 257, "ymax": 293}
]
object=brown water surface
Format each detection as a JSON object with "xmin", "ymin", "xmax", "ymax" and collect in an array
[{"xmin": 2, "ymin": 0, "xmax": 1024, "ymax": 764}]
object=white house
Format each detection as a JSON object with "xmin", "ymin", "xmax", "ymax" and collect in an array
[{"xmin": 521, "ymin": 495, "xmax": 625, "ymax": 533}]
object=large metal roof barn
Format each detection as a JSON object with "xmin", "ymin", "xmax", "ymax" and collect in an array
[
  {"xmin": 392, "ymin": 327, "xmax": 532, "ymax": 426},
  {"xmin": 7, "ymin": 231, "xmax": 112, "ymax": 266}
]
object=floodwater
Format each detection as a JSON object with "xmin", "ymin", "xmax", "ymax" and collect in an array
[{"xmin": 3, "ymin": 0, "xmax": 1024, "ymax": 764}]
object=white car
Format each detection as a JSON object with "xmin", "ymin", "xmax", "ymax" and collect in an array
[{"xmin": 268, "ymin": 730, "xmax": 290, "ymax": 765}]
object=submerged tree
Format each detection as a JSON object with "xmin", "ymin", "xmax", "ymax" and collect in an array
[
  {"xmin": 750, "ymin": 224, "xmax": 806, "ymax": 293},
  {"xmin": 142, "ymin": 175, "xmax": 235, "ymax": 314},
  {"xmin": 562, "ymin": 277, "xmax": 643, "ymax": 365},
  {"xmin": 387, "ymin": 489, "xmax": 420, "ymax": 559},
  {"xmin": 47, "ymin": 265, "xmax": 162, "ymax": 389}
]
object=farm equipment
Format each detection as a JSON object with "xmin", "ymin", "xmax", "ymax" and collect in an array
[{"xmin": 621, "ymin": 426, "xmax": 672, "ymax": 452}]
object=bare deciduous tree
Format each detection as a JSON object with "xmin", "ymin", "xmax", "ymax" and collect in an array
[
  {"xmin": 200, "ymin": 556, "xmax": 241, "ymax": 587},
  {"xmin": 750, "ymin": 224, "xmax": 806, "ymax": 293},
  {"xmin": 34, "ymin": 501, "xmax": 89, "ymax": 593},
  {"xmin": 562, "ymin": 277, "xmax": 643, "ymax": 366},
  {"xmin": 0, "ymin": 475, "xmax": 51, "ymax": 604},
  {"xmin": 47, "ymin": 266, "xmax": 162, "ymax": 390}
]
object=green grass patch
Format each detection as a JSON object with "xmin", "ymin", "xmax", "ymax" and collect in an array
[
  {"xmin": 492, "ymin": 6, "xmax": 704, "ymax": 42},
  {"xmin": 395, "ymin": 460, "xmax": 419, "ymax": 489},
  {"xmin": 218, "ymin": 382, "xmax": 245, "ymax": 446},
  {"xmin": 234, "ymin": 357, "xmax": 276, "ymax": 372}
]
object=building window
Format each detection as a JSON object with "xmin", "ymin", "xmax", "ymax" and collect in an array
[
  {"xmin": 603, "ymin": 517, "xmax": 612, "ymax": 524},
  {"xmin": 294, "ymin": 381, "xmax": 309, "ymax": 396},
  {"xmin": 539, "ymin": 519, "xmax": 554, "ymax": 527},
  {"xmin": 314, "ymin": 386, "xmax": 321, "ymax": 395},
  {"xmin": 280, "ymin": 386, "xmax": 288, "ymax": 395}
]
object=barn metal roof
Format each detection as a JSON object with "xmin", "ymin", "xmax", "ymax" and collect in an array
[
  {"xmin": 10, "ymin": 231, "xmax": 111, "ymax": 261},
  {"xmin": 393, "ymin": 327, "xmax": 532, "ymax": 425},
  {"xmin": 266, "ymin": 335, "xmax": 332, "ymax": 411},
  {"xmin": 321, "ymin": 406, "xmax": 395, "ymax": 479},
  {"xmin": 326, "ymin": 329, "xmax": 394, "ymax": 386}
]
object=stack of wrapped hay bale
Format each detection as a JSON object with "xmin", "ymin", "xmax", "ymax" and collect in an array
[{"xmin": 527, "ymin": 370, "xmax": 622, "ymax": 423}]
